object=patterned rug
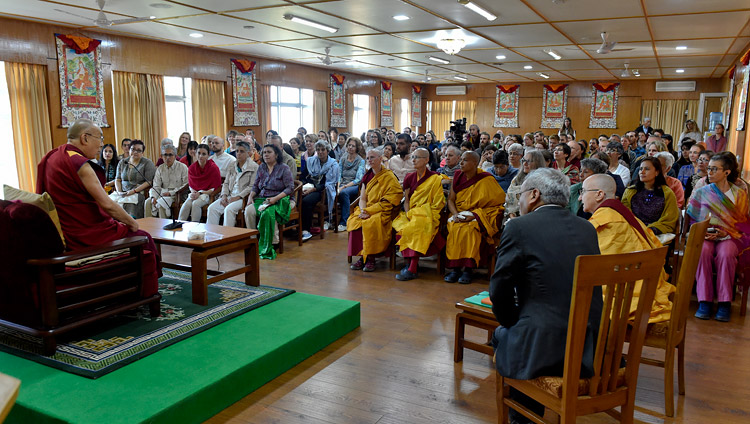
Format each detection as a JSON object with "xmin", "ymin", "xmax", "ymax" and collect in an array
[{"xmin": 0, "ymin": 269, "xmax": 294, "ymax": 379}]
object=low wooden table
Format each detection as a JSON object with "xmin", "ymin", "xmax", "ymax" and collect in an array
[
  {"xmin": 454, "ymin": 300, "xmax": 499, "ymax": 362},
  {"xmin": 137, "ymin": 218, "xmax": 259, "ymax": 305}
]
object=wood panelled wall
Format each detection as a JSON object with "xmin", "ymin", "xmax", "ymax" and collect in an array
[{"xmin": 422, "ymin": 79, "xmax": 724, "ymax": 142}]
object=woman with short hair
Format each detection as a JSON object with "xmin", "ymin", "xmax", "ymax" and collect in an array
[
  {"xmin": 301, "ymin": 140, "xmax": 339, "ymax": 241},
  {"xmin": 504, "ymin": 150, "xmax": 545, "ymax": 220},
  {"xmin": 111, "ymin": 139, "xmax": 155, "ymax": 219},
  {"xmin": 552, "ymin": 142, "xmax": 580, "ymax": 184},
  {"xmin": 337, "ymin": 137, "xmax": 366, "ymax": 232}
]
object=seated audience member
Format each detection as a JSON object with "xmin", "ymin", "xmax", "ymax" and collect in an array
[
  {"xmin": 176, "ymin": 131, "xmax": 191, "ymax": 159},
  {"xmin": 268, "ymin": 134, "xmax": 297, "ymax": 173},
  {"xmin": 331, "ymin": 131, "xmax": 346, "ymax": 160},
  {"xmin": 208, "ymin": 135, "xmax": 237, "ymax": 178},
  {"xmin": 478, "ymin": 144, "xmax": 498, "ymax": 172},
  {"xmin": 244, "ymin": 144, "xmax": 295, "ymax": 259},
  {"xmin": 300, "ymin": 133, "xmax": 317, "ymax": 176},
  {"xmin": 566, "ymin": 139, "xmax": 582, "ymax": 168},
  {"xmin": 688, "ymin": 152, "xmax": 750, "ymax": 322},
  {"xmin": 118, "ymin": 138, "xmax": 131, "ymax": 161},
  {"xmin": 688, "ymin": 150, "xmax": 715, "ymax": 201},
  {"xmin": 438, "ymin": 144, "xmax": 462, "ymax": 194},
  {"xmin": 635, "ymin": 117, "xmax": 653, "ymax": 136},
  {"xmin": 98, "ymin": 143, "xmax": 119, "ymax": 191},
  {"xmin": 146, "ymin": 144, "xmax": 188, "ymax": 218},
  {"xmin": 390, "ymin": 133, "xmax": 415, "ymax": 182},
  {"xmin": 678, "ymin": 119, "xmax": 703, "ymax": 147},
  {"xmin": 705, "ymin": 123, "xmax": 727, "ymax": 153},
  {"xmin": 392, "ymin": 148, "xmax": 446, "ymax": 281},
  {"xmin": 460, "ymin": 140, "xmax": 475, "ymax": 152},
  {"xmin": 110, "ymin": 139, "xmax": 155, "ymax": 219},
  {"xmin": 568, "ymin": 158, "xmax": 608, "ymax": 219},
  {"xmin": 504, "ymin": 150, "xmax": 545, "ymax": 220},
  {"xmin": 347, "ymin": 149, "xmax": 403, "ymax": 272},
  {"xmin": 507, "ymin": 143, "xmax": 523, "ymax": 169},
  {"xmin": 631, "ymin": 138, "xmax": 667, "ymax": 182},
  {"xmin": 179, "ymin": 140, "xmax": 198, "ymax": 167},
  {"xmin": 225, "ymin": 130, "xmax": 238, "ymax": 157},
  {"xmin": 582, "ymin": 174, "xmax": 675, "ymax": 323},
  {"xmin": 551, "ymin": 142, "xmax": 580, "ymax": 184},
  {"xmin": 36, "ymin": 119, "xmax": 159, "ymax": 295},
  {"xmin": 474, "ymin": 131, "xmax": 492, "ymax": 156},
  {"xmin": 679, "ymin": 143, "xmax": 703, "ymax": 194},
  {"xmin": 655, "ymin": 151, "xmax": 685, "ymax": 208},
  {"xmin": 673, "ymin": 139, "xmax": 695, "ymax": 175},
  {"xmin": 207, "ymin": 141, "xmax": 259, "ymax": 227},
  {"xmin": 301, "ymin": 141, "xmax": 339, "ymax": 241},
  {"xmin": 336, "ymin": 137, "xmax": 366, "ymax": 232},
  {"xmin": 179, "ymin": 143, "xmax": 221, "ymax": 222},
  {"xmin": 605, "ymin": 140, "xmax": 631, "ymax": 186},
  {"xmin": 622, "ymin": 157, "xmax": 679, "ymax": 235},
  {"xmin": 288, "ymin": 137, "xmax": 302, "ymax": 172},
  {"xmin": 381, "ymin": 141, "xmax": 395, "ymax": 169},
  {"xmin": 444, "ymin": 152, "xmax": 505, "ymax": 284},
  {"xmin": 490, "ymin": 150, "xmax": 517, "ymax": 192},
  {"xmin": 155, "ymin": 138, "xmax": 175, "ymax": 166},
  {"xmin": 490, "ymin": 168, "xmax": 601, "ymax": 424},
  {"xmin": 425, "ymin": 130, "xmax": 441, "ymax": 153}
]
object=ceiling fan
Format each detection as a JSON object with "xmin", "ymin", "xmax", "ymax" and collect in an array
[
  {"xmin": 594, "ymin": 32, "xmax": 634, "ymax": 54},
  {"xmin": 55, "ymin": 0, "xmax": 154, "ymax": 28},
  {"xmin": 317, "ymin": 47, "xmax": 350, "ymax": 66},
  {"xmin": 421, "ymin": 70, "xmax": 432, "ymax": 83}
]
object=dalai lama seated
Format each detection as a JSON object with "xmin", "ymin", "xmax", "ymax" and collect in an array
[
  {"xmin": 444, "ymin": 151, "xmax": 505, "ymax": 284},
  {"xmin": 36, "ymin": 119, "xmax": 160, "ymax": 296}
]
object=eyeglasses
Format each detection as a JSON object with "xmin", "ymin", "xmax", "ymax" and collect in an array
[
  {"xmin": 85, "ymin": 133, "xmax": 104, "ymax": 141},
  {"xmin": 707, "ymin": 166, "xmax": 724, "ymax": 173},
  {"xmin": 130, "ymin": 148, "xmax": 144, "ymax": 153},
  {"xmin": 698, "ymin": 158, "xmax": 710, "ymax": 163},
  {"xmin": 509, "ymin": 152, "xmax": 521, "ymax": 156},
  {"xmin": 521, "ymin": 158, "xmax": 531, "ymax": 164},
  {"xmin": 413, "ymin": 156, "xmax": 429, "ymax": 160},
  {"xmin": 162, "ymin": 153, "xmax": 174, "ymax": 157},
  {"xmin": 581, "ymin": 189, "xmax": 601, "ymax": 193}
]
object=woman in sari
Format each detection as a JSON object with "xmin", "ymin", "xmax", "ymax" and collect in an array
[
  {"xmin": 178, "ymin": 144, "xmax": 221, "ymax": 222},
  {"xmin": 301, "ymin": 140, "xmax": 339, "ymax": 241},
  {"xmin": 687, "ymin": 152, "xmax": 750, "ymax": 322}
]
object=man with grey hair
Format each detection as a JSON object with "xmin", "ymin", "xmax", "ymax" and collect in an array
[
  {"xmin": 146, "ymin": 144, "xmax": 188, "ymax": 218},
  {"xmin": 654, "ymin": 151, "xmax": 685, "ymax": 207},
  {"xmin": 636, "ymin": 117, "xmax": 652, "ymax": 136},
  {"xmin": 438, "ymin": 143, "xmax": 462, "ymax": 194},
  {"xmin": 208, "ymin": 135, "xmax": 236, "ymax": 177},
  {"xmin": 490, "ymin": 167, "xmax": 601, "ymax": 424},
  {"xmin": 269, "ymin": 134, "xmax": 297, "ymax": 174},
  {"xmin": 207, "ymin": 140, "xmax": 259, "ymax": 227}
]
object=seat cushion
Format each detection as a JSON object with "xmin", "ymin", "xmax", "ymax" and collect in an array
[
  {"xmin": 526, "ymin": 367, "xmax": 627, "ymax": 398},
  {"xmin": 3, "ymin": 185, "xmax": 66, "ymax": 248}
]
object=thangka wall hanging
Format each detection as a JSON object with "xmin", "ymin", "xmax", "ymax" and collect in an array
[
  {"xmin": 55, "ymin": 34, "xmax": 107, "ymax": 128},
  {"xmin": 540, "ymin": 84, "xmax": 568, "ymax": 128},
  {"xmin": 380, "ymin": 81, "xmax": 393, "ymax": 127},
  {"xmin": 735, "ymin": 50, "xmax": 750, "ymax": 131},
  {"xmin": 330, "ymin": 74, "xmax": 346, "ymax": 128},
  {"xmin": 411, "ymin": 85, "xmax": 422, "ymax": 127},
  {"xmin": 230, "ymin": 59, "xmax": 259, "ymax": 126},
  {"xmin": 589, "ymin": 83, "xmax": 620, "ymax": 128},
  {"xmin": 493, "ymin": 85, "xmax": 519, "ymax": 128}
]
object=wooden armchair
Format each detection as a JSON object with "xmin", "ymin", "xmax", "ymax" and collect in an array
[
  {"xmin": 278, "ymin": 180, "xmax": 303, "ymax": 254},
  {"xmin": 496, "ymin": 247, "xmax": 667, "ymax": 424},
  {"xmin": 173, "ymin": 178, "xmax": 223, "ymax": 223},
  {"xmin": 346, "ymin": 196, "xmax": 401, "ymax": 269},
  {"xmin": 0, "ymin": 372, "xmax": 20, "ymax": 423}
]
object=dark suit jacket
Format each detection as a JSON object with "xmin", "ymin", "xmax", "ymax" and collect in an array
[
  {"xmin": 635, "ymin": 125, "xmax": 652, "ymax": 135},
  {"xmin": 490, "ymin": 205, "xmax": 602, "ymax": 380}
]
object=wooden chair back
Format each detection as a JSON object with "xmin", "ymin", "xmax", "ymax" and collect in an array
[
  {"xmin": 671, "ymin": 219, "xmax": 709, "ymax": 341},
  {"xmin": 0, "ymin": 373, "xmax": 20, "ymax": 423},
  {"xmin": 278, "ymin": 180, "xmax": 304, "ymax": 253},
  {"xmin": 563, "ymin": 247, "xmax": 667, "ymax": 403}
]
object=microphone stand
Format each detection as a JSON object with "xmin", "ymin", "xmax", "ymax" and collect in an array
[{"xmin": 127, "ymin": 162, "xmax": 183, "ymax": 230}]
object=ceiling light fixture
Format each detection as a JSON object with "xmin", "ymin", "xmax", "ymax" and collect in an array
[
  {"xmin": 283, "ymin": 14, "xmax": 339, "ymax": 33},
  {"xmin": 523, "ymin": 65, "xmax": 533, "ymax": 70},
  {"xmin": 537, "ymin": 72, "xmax": 550, "ymax": 79},
  {"xmin": 436, "ymin": 38, "xmax": 466, "ymax": 55},
  {"xmin": 393, "ymin": 15, "xmax": 410, "ymax": 21},
  {"xmin": 676, "ymin": 46, "xmax": 687, "ymax": 50},
  {"xmin": 544, "ymin": 49, "xmax": 561, "ymax": 60},
  {"xmin": 495, "ymin": 54, "xmax": 506, "ymax": 60},
  {"xmin": 621, "ymin": 63, "xmax": 630, "ymax": 78},
  {"xmin": 454, "ymin": 75, "xmax": 468, "ymax": 81},
  {"xmin": 189, "ymin": 32, "xmax": 203, "ymax": 38},
  {"xmin": 149, "ymin": 15, "xmax": 156, "ymax": 19},
  {"xmin": 632, "ymin": 69, "xmax": 640, "ymax": 77},
  {"xmin": 457, "ymin": 0, "xmax": 497, "ymax": 21},
  {"xmin": 676, "ymin": 69, "xmax": 685, "ymax": 73},
  {"xmin": 428, "ymin": 56, "xmax": 450, "ymax": 64}
]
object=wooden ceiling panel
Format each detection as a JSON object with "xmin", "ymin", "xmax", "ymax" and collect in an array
[
  {"xmin": 524, "ymin": 0, "xmax": 644, "ymax": 21},
  {"xmin": 496, "ymin": 62, "xmax": 553, "ymax": 72},
  {"xmin": 169, "ymin": 0, "xmax": 287, "ymax": 13},
  {"xmin": 563, "ymin": 69, "xmax": 620, "ymax": 79},
  {"xmin": 649, "ymin": 12, "xmax": 750, "ymax": 40},
  {"xmin": 728, "ymin": 37, "xmax": 750, "ymax": 55},
  {"xmin": 391, "ymin": 51, "xmax": 473, "ymax": 65},
  {"xmin": 429, "ymin": 63, "xmax": 501, "ymax": 74},
  {"xmin": 345, "ymin": 54, "xmax": 422, "ymax": 67},
  {"xmin": 406, "ymin": 0, "xmax": 543, "ymax": 27},
  {"xmin": 515, "ymin": 70, "xmax": 569, "ymax": 81},
  {"xmin": 475, "ymin": 23, "xmax": 570, "ymax": 47},
  {"xmin": 160, "ymin": 14, "xmax": 308, "ymax": 42},
  {"xmin": 110, "ymin": 21, "xmax": 248, "ymax": 46},
  {"xmin": 229, "ymin": 3, "xmax": 378, "ymax": 37},
  {"xmin": 655, "ymin": 39, "xmax": 734, "ymax": 57},
  {"xmin": 52, "ymin": 0, "xmax": 205, "ymax": 18},
  {"xmin": 306, "ymin": 0, "xmax": 455, "ymax": 33},
  {"xmin": 554, "ymin": 18, "xmax": 651, "ymax": 45},
  {"xmin": 452, "ymin": 49, "xmax": 527, "ymax": 64},
  {"xmin": 327, "ymin": 33, "xmax": 433, "ymax": 53},
  {"xmin": 398, "ymin": 30, "xmax": 501, "ymax": 50},
  {"xmin": 598, "ymin": 58, "xmax": 659, "ymax": 69},
  {"xmin": 643, "ymin": 0, "xmax": 750, "ymax": 15},
  {"xmin": 540, "ymin": 60, "xmax": 604, "ymax": 71},
  {"xmin": 661, "ymin": 67, "xmax": 717, "ymax": 78},
  {"xmin": 515, "ymin": 45, "xmax": 590, "ymax": 61},
  {"xmin": 659, "ymin": 56, "xmax": 722, "ymax": 68}
]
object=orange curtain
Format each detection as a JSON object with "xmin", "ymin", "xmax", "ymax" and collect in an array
[
  {"xmin": 138, "ymin": 74, "xmax": 167, "ymax": 161},
  {"xmin": 430, "ymin": 100, "xmax": 453, "ymax": 140},
  {"xmin": 192, "ymin": 78, "xmax": 227, "ymax": 141},
  {"xmin": 368, "ymin": 95, "xmax": 378, "ymax": 130},
  {"xmin": 313, "ymin": 90, "xmax": 327, "ymax": 133},
  {"xmin": 112, "ymin": 71, "xmax": 141, "ymax": 155},
  {"xmin": 454, "ymin": 100, "xmax": 477, "ymax": 129},
  {"xmin": 393, "ymin": 98, "xmax": 402, "ymax": 130},
  {"xmin": 5, "ymin": 62, "xmax": 52, "ymax": 191},
  {"xmin": 260, "ymin": 84, "xmax": 272, "ymax": 135}
]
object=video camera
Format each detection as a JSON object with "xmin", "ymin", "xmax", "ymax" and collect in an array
[{"xmin": 449, "ymin": 117, "xmax": 467, "ymax": 142}]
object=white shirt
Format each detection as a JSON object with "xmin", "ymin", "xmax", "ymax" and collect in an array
[
  {"xmin": 209, "ymin": 151, "xmax": 237, "ymax": 178},
  {"xmin": 613, "ymin": 163, "xmax": 631, "ymax": 187}
]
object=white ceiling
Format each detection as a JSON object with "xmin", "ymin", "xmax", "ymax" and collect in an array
[{"xmin": 1, "ymin": 0, "xmax": 748, "ymax": 83}]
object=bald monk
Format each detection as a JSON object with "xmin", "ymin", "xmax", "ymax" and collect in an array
[
  {"xmin": 392, "ymin": 148, "xmax": 446, "ymax": 281},
  {"xmin": 347, "ymin": 149, "xmax": 404, "ymax": 272},
  {"xmin": 581, "ymin": 174, "xmax": 674, "ymax": 323},
  {"xmin": 36, "ymin": 119, "xmax": 160, "ymax": 297},
  {"xmin": 445, "ymin": 151, "xmax": 505, "ymax": 284}
]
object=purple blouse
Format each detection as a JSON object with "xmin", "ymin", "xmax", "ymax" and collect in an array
[{"xmin": 252, "ymin": 162, "xmax": 294, "ymax": 198}]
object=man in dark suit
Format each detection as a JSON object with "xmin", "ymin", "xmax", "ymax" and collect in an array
[
  {"xmin": 634, "ymin": 117, "xmax": 652, "ymax": 136},
  {"xmin": 490, "ymin": 168, "xmax": 602, "ymax": 424}
]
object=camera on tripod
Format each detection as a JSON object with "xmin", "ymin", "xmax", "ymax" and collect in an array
[{"xmin": 449, "ymin": 117, "xmax": 467, "ymax": 141}]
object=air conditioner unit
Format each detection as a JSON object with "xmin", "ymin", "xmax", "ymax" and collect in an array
[
  {"xmin": 655, "ymin": 81, "xmax": 696, "ymax": 92},
  {"xmin": 436, "ymin": 85, "xmax": 467, "ymax": 96}
]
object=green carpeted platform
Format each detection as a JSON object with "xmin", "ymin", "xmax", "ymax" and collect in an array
[{"xmin": 0, "ymin": 292, "xmax": 360, "ymax": 424}]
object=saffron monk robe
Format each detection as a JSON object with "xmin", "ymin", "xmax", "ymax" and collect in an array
[
  {"xmin": 392, "ymin": 148, "xmax": 446, "ymax": 281},
  {"xmin": 445, "ymin": 151, "xmax": 506, "ymax": 285},
  {"xmin": 581, "ymin": 174, "xmax": 674, "ymax": 323},
  {"xmin": 347, "ymin": 149, "xmax": 403, "ymax": 272},
  {"xmin": 36, "ymin": 119, "xmax": 160, "ymax": 297}
]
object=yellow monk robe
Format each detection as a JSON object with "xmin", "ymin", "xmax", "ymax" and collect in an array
[
  {"xmin": 446, "ymin": 170, "xmax": 505, "ymax": 266},
  {"xmin": 392, "ymin": 170, "xmax": 445, "ymax": 255},
  {"xmin": 347, "ymin": 167, "xmax": 403, "ymax": 259},
  {"xmin": 589, "ymin": 199, "xmax": 675, "ymax": 323}
]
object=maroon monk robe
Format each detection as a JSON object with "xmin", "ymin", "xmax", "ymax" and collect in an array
[{"xmin": 37, "ymin": 144, "xmax": 159, "ymax": 296}]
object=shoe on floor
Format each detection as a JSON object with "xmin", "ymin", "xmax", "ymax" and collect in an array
[
  {"xmin": 302, "ymin": 231, "xmax": 313, "ymax": 242},
  {"xmin": 444, "ymin": 270, "xmax": 461, "ymax": 283},
  {"xmin": 395, "ymin": 269, "xmax": 418, "ymax": 281},
  {"xmin": 337, "ymin": 224, "xmax": 347, "ymax": 232},
  {"xmin": 715, "ymin": 302, "xmax": 731, "ymax": 322},
  {"xmin": 323, "ymin": 221, "xmax": 330, "ymax": 230},
  {"xmin": 458, "ymin": 271, "xmax": 473, "ymax": 284},
  {"xmin": 694, "ymin": 301, "xmax": 711, "ymax": 320},
  {"xmin": 363, "ymin": 260, "xmax": 376, "ymax": 272},
  {"xmin": 350, "ymin": 258, "xmax": 364, "ymax": 270}
]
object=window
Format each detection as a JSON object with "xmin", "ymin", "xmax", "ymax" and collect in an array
[
  {"xmin": 352, "ymin": 94, "xmax": 369, "ymax": 138},
  {"xmin": 0, "ymin": 62, "xmax": 18, "ymax": 191},
  {"xmin": 270, "ymin": 85, "xmax": 313, "ymax": 142},
  {"xmin": 400, "ymin": 98, "xmax": 410, "ymax": 130},
  {"xmin": 164, "ymin": 76, "xmax": 193, "ymax": 143}
]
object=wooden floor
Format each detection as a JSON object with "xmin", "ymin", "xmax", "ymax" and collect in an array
[{"xmin": 159, "ymin": 230, "xmax": 750, "ymax": 424}]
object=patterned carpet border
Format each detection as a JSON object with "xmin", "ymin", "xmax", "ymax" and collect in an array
[{"xmin": 0, "ymin": 269, "xmax": 294, "ymax": 378}]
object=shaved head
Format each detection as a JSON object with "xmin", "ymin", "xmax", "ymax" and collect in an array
[
  {"xmin": 586, "ymin": 174, "xmax": 617, "ymax": 199},
  {"xmin": 462, "ymin": 151, "xmax": 480, "ymax": 164},
  {"xmin": 367, "ymin": 148, "xmax": 383, "ymax": 158}
]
